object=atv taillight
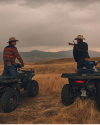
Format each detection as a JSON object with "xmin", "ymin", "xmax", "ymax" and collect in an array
[{"xmin": 75, "ymin": 80, "xmax": 84, "ymax": 83}]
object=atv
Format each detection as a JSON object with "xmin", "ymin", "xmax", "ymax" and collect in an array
[
  {"xmin": 61, "ymin": 61, "xmax": 100, "ymax": 110},
  {"xmin": 0, "ymin": 64, "xmax": 39, "ymax": 113}
]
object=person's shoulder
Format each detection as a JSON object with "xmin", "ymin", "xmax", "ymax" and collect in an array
[
  {"xmin": 4, "ymin": 45, "xmax": 11, "ymax": 49},
  {"xmin": 82, "ymin": 41, "xmax": 88, "ymax": 45},
  {"xmin": 83, "ymin": 41, "xmax": 87, "ymax": 44},
  {"xmin": 5, "ymin": 45, "xmax": 9, "ymax": 48},
  {"xmin": 13, "ymin": 46, "xmax": 18, "ymax": 51}
]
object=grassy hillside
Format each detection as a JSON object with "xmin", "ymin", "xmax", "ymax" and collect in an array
[{"xmin": 0, "ymin": 57, "xmax": 100, "ymax": 123}]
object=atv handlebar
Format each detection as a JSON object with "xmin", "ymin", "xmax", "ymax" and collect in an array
[
  {"xmin": 15, "ymin": 63, "xmax": 24, "ymax": 69},
  {"xmin": 95, "ymin": 61, "xmax": 100, "ymax": 66},
  {"xmin": 90, "ymin": 61, "xmax": 100, "ymax": 67}
]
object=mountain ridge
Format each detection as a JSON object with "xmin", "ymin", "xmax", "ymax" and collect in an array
[{"xmin": 0, "ymin": 50, "xmax": 100, "ymax": 63}]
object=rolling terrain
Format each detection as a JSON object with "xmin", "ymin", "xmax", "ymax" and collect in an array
[
  {"xmin": 0, "ymin": 50, "xmax": 100, "ymax": 63},
  {"xmin": 0, "ymin": 57, "xmax": 100, "ymax": 123}
]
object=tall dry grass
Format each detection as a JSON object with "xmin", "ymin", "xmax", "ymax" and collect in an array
[
  {"xmin": 23, "ymin": 60, "xmax": 100, "ymax": 124},
  {"xmin": 0, "ymin": 58, "xmax": 100, "ymax": 123},
  {"xmin": 33, "ymin": 74, "xmax": 67, "ymax": 95}
]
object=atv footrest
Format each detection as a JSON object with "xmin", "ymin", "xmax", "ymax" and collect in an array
[{"xmin": 20, "ymin": 90, "xmax": 28, "ymax": 94}]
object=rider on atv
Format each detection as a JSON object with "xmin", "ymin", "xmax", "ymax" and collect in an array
[
  {"xmin": 69, "ymin": 35, "xmax": 94, "ymax": 74},
  {"xmin": 2, "ymin": 37, "xmax": 24, "ymax": 77}
]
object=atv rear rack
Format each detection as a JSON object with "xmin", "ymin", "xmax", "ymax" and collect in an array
[
  {"xmin": 61, "ymin": 72, "xmax": 100, "ymax": 79},
  {"xmin": 18, "ymin": 68, "xmax": 34, "ymax": 73}
]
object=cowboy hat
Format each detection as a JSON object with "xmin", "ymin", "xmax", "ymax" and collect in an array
[
  {"xmin": 7, "ymin": 37, "xmax": 19, "ymax": 43},
  {"xmin": 74, "ymin": 35, "xmax": 86, "ymax": 40}
]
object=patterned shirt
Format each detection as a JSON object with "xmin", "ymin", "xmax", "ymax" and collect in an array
[{"xmin": 3, "ymin": 44, "xmax": 24, "ymax": 65}]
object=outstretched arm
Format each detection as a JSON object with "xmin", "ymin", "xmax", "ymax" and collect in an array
[
  {"xmin": 68, "ymin": 43, "xmax": 74, "ymax": 45},
  {"xmin": 68, "ymin": 43, "xmax": 87, "ymax": 51}
]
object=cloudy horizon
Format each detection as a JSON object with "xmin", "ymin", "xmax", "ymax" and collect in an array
[{"xmin": 0, "ymin": 0, "xmax": 100, "ymax": 52}]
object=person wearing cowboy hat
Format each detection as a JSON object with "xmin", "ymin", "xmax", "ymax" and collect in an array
[
  {"xmin": 2, "ymin": 37, "xmax": 24, "ymax": 77},
  {"xmin": 69, "ymin": 35, "xmax": 93, "ymax": 72}
]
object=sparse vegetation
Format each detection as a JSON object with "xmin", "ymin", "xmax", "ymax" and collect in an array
[{"xmin": 0, "ymin": 57, "xmax": 100, "ymax": 123}]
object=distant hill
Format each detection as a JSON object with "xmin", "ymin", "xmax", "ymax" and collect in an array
[
  {"xmin": 0, "ymin": 50, "xmax": 100, "ymax": 63},
  {"xmin": 19, "ymin": 50, "xmax": 72, "ymax": 58}
]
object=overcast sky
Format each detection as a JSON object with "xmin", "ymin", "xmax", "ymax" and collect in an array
[{"xmin": 0, "ymin": 0, "xmax": 100, "ymax": 52}]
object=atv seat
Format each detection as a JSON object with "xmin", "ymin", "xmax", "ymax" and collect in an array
[{"xmin": 0, "ymin": 75, "xmax": 17, "ymax": 80}]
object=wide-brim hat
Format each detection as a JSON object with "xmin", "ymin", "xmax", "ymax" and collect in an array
[
  {"xmin": 74, "ymin": 35, "xmax": 86, "ymax": 40},
  {"xmin": 7, "ymin": 37, "xmax": 19, "ymax": 43}
]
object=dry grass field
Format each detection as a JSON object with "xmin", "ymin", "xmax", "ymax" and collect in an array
[{"xmin": 0, "ymin": 57, "xmax": 100, "ymax": 123}]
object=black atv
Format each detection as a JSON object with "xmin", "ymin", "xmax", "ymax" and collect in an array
[
  {"xmin": 61, "ymin": 61, "xmax": 100, "ymax": 110},
  {"xmin": 0, "ymin": 64, "xmax": 39, "ymax": 113}
]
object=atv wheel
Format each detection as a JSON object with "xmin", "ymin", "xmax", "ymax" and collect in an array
[
  {"xmin": 96, "ymin": 83, "xmax": 100, "ymax": 110},
  {"xmin": 1, "ymin": 87, "xmax": 19, "ymax": 113},
  {"xmin": 28, "ymin": 80, "xmax": 39, "ymax": 97},
  {"xmin": 61, "ymin": 84, "xmax": 74, "ymax": 106}
]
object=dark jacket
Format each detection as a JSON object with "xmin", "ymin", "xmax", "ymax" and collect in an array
[{"xmin": 73, "ymin": 41, "xmax": 90, "ymax": 62}]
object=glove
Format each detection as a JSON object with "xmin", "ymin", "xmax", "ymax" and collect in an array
[
  {"xmin": 21, "ymin": 63, "xmax": 24, "ymax": 67},
  {"xmin": 68, "ymin": 43, "xmax": 74, "ymax": 45}
]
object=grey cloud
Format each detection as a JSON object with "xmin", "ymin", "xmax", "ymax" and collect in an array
[
  {"xmin": 19, "ymin": 0, "xmax": 100, "ymax": 9},
  {"xmin": 0, "ymin": 0, "xmax": 18, "ymax": 4},
  {"xmin": 0, "ymin": 0, "xmax": 100, "ymax": 52},
  {"xmin": 20, "ymin": 0, "xmax": 100, "ymax": 5},
  {"xmin": 0, "ymin": 0, "xmax": 100, "ymax": 8}
]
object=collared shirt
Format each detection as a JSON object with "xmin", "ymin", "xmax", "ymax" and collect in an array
[
  {"xmin": 73, "ymin": 41, "xmax": 90, "ymax": 62},
  {"xmin": 3, "ymin": 44, "xmax": 24, "ymax": 65}
]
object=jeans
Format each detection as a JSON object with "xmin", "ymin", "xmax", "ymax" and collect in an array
[
  {"xmin": 2, "ymin": 64, "xmax": 16, "ymax": 77},
  {"xmin": 77, "ymin": 60, "xmax": 93, "ymax": 69},
  {"xmin": 77, "ymin": 60, "xmax": 94, "ymax": 74}
]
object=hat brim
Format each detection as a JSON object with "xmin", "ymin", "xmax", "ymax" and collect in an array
[
  {"xmin": 74, "ymin": 38, "xmax": 86, "ymax": 40},
  {"xmin": 7, "ymin": 40, "xmax": 19, "ymax": 43}
]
